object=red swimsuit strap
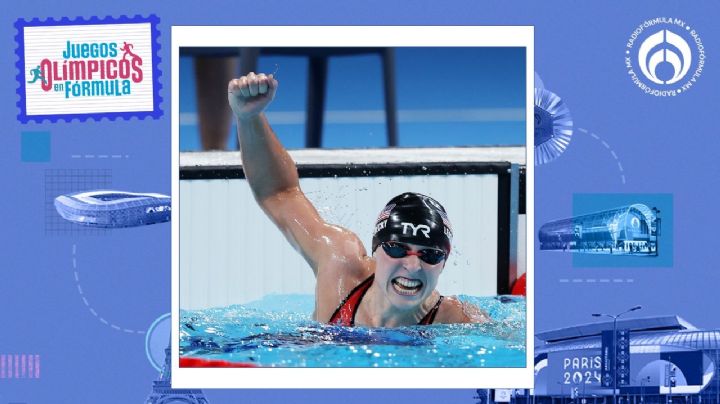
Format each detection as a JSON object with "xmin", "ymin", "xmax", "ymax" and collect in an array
[
  {"xmin": 329, "ymin": 275, "xmax": 443, "ymax": 327},
  {"xmin": 418, "ymin": 295, "xmax": 444, "ymax": 325},
  {"xmin": 328, "ymin": 274, "xmax": 375, "ymax": 326}
]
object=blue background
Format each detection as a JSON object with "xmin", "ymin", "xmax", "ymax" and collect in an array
[
  {"xmin": 180, "ymin": 47, "xmax": 526, "ymax": 150},
  {"xmin": 3, "ymin": 1, "xmax": 720, "ymax": 403}
]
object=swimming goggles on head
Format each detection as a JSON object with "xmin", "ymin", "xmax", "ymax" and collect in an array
[{"xmin": 381, "ymin": 241, "xmax": 446, "ymax": 265}]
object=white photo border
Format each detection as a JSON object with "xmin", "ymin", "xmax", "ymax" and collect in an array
[{"xmin": 172, "ymin": 25, "xmax": 535, "ymax": 389}]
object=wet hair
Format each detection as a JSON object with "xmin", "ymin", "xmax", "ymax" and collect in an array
[{"xmin": 371, "ymin": 192, "xmax": 453, "ymax": 255}]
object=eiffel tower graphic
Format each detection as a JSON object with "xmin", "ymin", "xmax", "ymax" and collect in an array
[{"xmin": 145, "ymin": 344, "xmax": 209, "ymax": 404}]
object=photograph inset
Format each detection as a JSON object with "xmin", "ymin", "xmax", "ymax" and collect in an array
[{"xmin": 172, "ymin": 26, "xmax": 534, "ymax": 388}]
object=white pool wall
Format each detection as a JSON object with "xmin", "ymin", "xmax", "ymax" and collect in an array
[{"xmin": 180, "ymin": 148, "xmax": 525, "ymax": 310}]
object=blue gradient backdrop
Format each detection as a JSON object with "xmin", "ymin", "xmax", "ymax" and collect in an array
[{"xmin": 2, "ymin": 1, "xmax": 719, "ymax": 403}]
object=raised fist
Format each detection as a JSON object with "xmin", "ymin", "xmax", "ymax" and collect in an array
[{"xmin": 227, "ymin": 72, "xmax": 278, "ymax": 120}]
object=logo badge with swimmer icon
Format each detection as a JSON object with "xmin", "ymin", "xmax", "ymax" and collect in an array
[
  {"xmin": 16, "ymin": 15, "xmax": 162, "ymax": 123},
  {"xmin": 54, "ymin": 190, "xmax": 170, "ymax": 228}
]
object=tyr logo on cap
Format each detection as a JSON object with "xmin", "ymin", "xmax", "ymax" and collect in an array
[{"xmin": 401, "ymin": 222, "xmax": 430, "ymax": 238}]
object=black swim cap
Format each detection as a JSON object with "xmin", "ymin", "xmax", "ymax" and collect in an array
[{"xmin": 371, "ymin": 192, "xmax": 453, "ymax": 255}]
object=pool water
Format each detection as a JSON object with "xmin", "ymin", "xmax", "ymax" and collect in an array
[{"xmin": 180, "ymin": 295, "xmax": 525, "ymax": 367}]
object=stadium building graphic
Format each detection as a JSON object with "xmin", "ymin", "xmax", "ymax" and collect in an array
[
  {"xmin": 539, "ymin": 204, "xmax": 660, "ymax": 255},
  {"xmin": 489, "ymin": 316, "xmax": 719, "ymax": 403}
]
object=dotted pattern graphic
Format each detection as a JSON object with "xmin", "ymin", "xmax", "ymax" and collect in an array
[
  {"xmin": 559, "ymin": 278, "xmax": 635, "ymax": 283},
  {"xmin": 577, "ymin": 127, "xmax": 626, "ymax": 184},
  {"xmin": 71, "ymin": 154, "xmax": 130, "ymax": 159}
]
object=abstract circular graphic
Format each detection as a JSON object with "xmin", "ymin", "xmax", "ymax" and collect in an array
[
  {"xmin": 145, "ymin": 312, "xmax": 171, "ymax": 372},
  {"xmin": 534, "ymin": 71, "xmax": 545, "ymax": 91},
  {"xmin": 534, "ymin": 88, "xmax": 573, "ymax": 165}
]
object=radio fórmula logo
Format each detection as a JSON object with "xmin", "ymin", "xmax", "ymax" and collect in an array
[
  {"xmin": 639, "ymin": 30, "xmax": 691, "ymax": 85},
  {"xmin": 27, "ymin": 40, "xmax": 143, "ymax": 99},
  {"xmin": 625, "ymin": 17, "xmax": 705, "ymax": 96}
]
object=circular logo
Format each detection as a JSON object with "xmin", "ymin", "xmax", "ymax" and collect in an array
[{"xmin": 625, "ymin": 18, "xmax": 705, "ymax": 96}]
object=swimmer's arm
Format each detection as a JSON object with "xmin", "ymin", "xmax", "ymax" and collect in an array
[
  {"xmin": 261, "ymin": 189, "xmax": 368, "ymax": 275},
  {"xmin": 461, "ymin": 301, "xmax": 492, "ymax": 324},
  {"xmin": 442, "ymin": 297, "xmax": 492, "ymax": 324},
  {"xmin": 229, "ymin": 74, "xmax": 367, "ymax": 275},
  {"xmin": 228, "ymin": 73, "xmax": 297, "ymax": 201},
  {"xmin": 236, "ymin": 114, "xmax": 302, "ymax": 200}
]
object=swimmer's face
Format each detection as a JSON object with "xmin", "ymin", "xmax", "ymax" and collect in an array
[{"xmin": 373, "ymin": 241, "xmax": 446, "ymax": 309}]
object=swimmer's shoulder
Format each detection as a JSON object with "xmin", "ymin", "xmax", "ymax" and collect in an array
[
  {"xmin": 314, "ymin": 253, "xmax": 374, "ymax": 321},
  {"xmin": 316, "ymin": 246, "xmax": 373, "ymax": 283},
  {"xmin": 313, "ymin": 224, "xmax": 370, "ymax": 273},
  {"xmin": 435, "ymin": 296, "xmax": 492, "ymax": 324},
  {"xmin": 312, "ymin": 223, "xmax": 374, "ymax": 322}
]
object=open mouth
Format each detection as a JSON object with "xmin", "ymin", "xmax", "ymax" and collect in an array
[{"xmin": 391, "ymin": 276, "xmax": 424, "ymax": 296}]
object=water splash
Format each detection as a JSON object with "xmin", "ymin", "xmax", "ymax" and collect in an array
[{"xmin": 180, "ymin": 295, "xmax": 525, "ymax": 367}]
